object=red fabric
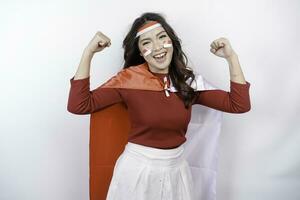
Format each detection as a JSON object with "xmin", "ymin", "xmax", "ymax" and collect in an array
[{"xmin": 89, "ymin": 103, "xmax": 129, "ymax": 200}]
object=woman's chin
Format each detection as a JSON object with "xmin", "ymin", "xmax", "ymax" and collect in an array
[
  {"xmin": 152, "ymin": 65, "xmax": 169, "ymax": 71},
  {"xmin": 149, "ymin": 61, "xmax": 171, "ymax": 70}
]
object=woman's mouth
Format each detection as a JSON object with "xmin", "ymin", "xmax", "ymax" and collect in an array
[{"xmin": 153, "ymin": 52, "xmax": 167, "ymax": 63}]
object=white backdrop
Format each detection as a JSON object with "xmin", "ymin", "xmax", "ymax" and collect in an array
[{"xmin": 1, "ymin": 0, "xmax": 299, "ymax": 200}]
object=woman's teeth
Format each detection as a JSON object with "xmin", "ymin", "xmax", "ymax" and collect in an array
[
  {"xmin": 153, "ymin": 52, "xmax": 167, "ymax": 62},
  {"xmin": 154, "ymin": 52, "xmax": 166, "ymax": 58}
]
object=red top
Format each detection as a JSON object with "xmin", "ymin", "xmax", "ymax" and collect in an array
[{"xmin": 67, "ymin": 72, "xmax": 251, "ymax": 149}]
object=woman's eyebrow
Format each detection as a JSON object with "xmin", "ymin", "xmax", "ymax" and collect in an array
[{"xmin": 140, "ymin": 31, "xmax": 166, "ymax": 42}]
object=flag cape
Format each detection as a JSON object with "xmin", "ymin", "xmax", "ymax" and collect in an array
[{"xmin": 89, "ymin": 62, "xmax": 223, "ymax": 200}]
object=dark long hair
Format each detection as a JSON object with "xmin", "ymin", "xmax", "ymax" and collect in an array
[{"xmin": 122, "ymin": 12, "xmax": 198, "ymax": 109}]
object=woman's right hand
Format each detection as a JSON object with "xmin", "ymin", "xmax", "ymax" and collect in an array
[{"xmin": 85, "ymin": 31, "xmax": 111, "ymax": 54}]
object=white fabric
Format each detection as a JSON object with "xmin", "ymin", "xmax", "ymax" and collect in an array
[
  {"xmin": 169, "ymin": 74, "xmax": 223, "ymax": 200},
  {"xmin": 106, "ymin": 142, "xmax": 195, "ymax": 200}
]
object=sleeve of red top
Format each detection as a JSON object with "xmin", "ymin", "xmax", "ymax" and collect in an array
[
  {"xmin": 194, "ymin": 80, "xmax": 251, "ymax": 113},
  {"xmin": 67, "ymin": 76, "xmax": 124, "ymax": 115}
]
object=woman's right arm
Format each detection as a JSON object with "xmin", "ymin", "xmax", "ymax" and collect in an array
[
  {"xmin": 67, "ymin": 31, "xmax": 123, "ymax": 114},
  {"xmin": 74, "ymin": 31, "xmax": 111, "ymax": 80},
  {"xmin": 73, "ymin": 49, "xmax": 93, "ymax": 80},
  {"xmin": 67, "ymin": 75, "xmax": 123, "ymax": 115}
]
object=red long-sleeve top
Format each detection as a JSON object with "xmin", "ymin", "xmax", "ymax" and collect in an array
[{"xmin": 67, "ymin": 72, "xmax": 251, "ymax": 149}]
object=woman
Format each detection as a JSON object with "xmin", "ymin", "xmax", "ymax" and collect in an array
[{"xmin": 67, "ymin": 12, "xmax": 251, "ymax": 200}]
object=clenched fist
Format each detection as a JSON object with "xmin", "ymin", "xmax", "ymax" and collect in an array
[
  {"xmin": 85, "ymin": 31, "xmax": 111, "ymax": 54},
  {"xmin": 210, "ymin": 37, "xmax": 236, "ymax": 59}
]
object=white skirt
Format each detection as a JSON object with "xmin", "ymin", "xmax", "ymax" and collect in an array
[{"xmin": 106, "ymin": 142, "xmax": 195, "ymax": 200}]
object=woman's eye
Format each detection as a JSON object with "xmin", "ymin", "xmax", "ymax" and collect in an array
[
  {"xmin": 142, "ymin": 42, "xmax": 149, "ymax": 46},
  {"xmin": 159, "ymin": 35, "xmax": 167, "ymax": 39}
]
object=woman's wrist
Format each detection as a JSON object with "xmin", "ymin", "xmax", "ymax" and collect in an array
[
  {"xmin": 83, "ymin": 48, "xmax": 95, "ymax": 59},
  {"xmin": 226, "ymin": 52, "xmax": 238, "ymax": 61}
]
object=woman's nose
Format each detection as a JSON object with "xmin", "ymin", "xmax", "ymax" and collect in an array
[{"xmin": 153, "ymin": 40, "xmax": 163, "ymax": 51}]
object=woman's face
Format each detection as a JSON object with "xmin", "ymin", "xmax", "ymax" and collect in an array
[{"xmin": 138, "ymin": 26, "xmax": 173, "ymax": 73}]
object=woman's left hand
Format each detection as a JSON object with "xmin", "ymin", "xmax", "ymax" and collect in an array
[{"xmin": 210, "ymin": 37, "xmax": 237, "ymax": 59}]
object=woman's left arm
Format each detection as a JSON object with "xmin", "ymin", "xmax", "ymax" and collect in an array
[
  {"xmin": 210, "ymin": 37, "xmax": 246, "ymax": 84},
  {"xmin": 194, "ymin": 37, "xmax": 251, "ymax": 113},
  {"xmin": 194, "ymin": 81, "xmax": 251, "ymax": 113}
]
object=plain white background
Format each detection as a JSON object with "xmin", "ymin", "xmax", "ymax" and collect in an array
[{"xmin": 0, "ymin": 0, "xmax": 299, "ymax": 199}]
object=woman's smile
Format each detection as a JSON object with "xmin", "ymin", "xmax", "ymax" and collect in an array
[{"xmin": 153, "ymin": 52, "xmax": 167, "ymax": 63}]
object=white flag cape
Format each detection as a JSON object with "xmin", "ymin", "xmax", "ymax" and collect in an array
[{"xmin": 169, "ymin": 74, "xmax": 223, "ymax": 200}]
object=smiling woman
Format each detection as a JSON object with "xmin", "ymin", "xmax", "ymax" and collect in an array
[{"xmin": 67, "ymin": 12, "xmax": 251, "ymax": 200}]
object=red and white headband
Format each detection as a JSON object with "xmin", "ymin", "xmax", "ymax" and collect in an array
[{"xmin": 136, "ymin": 21, "xmax": 162, "ymax": 38}]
